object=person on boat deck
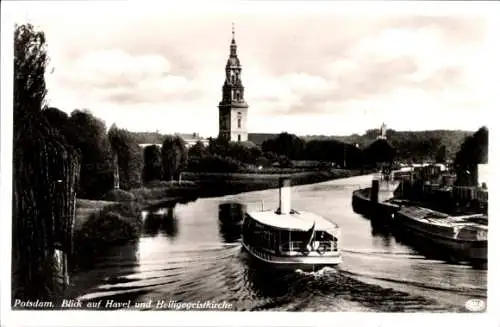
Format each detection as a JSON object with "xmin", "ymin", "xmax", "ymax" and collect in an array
[{"xmin": 317, "ymin": 232, "xmax": 327, "ymax": 240}]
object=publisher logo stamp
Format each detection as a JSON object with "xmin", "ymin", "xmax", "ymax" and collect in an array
[{"xmin": 465, "ymin": 299, "xmax": 486, "ymax": 312}]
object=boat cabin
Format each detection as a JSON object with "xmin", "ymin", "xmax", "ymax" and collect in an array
[
  {"xmin": 241, "ymin": 178, "xmax": 341, "ymax": 268},
  {"xmin": 242, "ymin": 212, "xmax": 339, "ymax": 256}
]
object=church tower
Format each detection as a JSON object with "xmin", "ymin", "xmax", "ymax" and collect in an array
[{"xmin": 218, "ymin": 24, "xmax": 249, "ymax": 142}]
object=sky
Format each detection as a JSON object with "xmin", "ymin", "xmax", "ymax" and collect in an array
[{"xmin": 5, "ymin": 1, "xmax": 499, "ymax": 137}]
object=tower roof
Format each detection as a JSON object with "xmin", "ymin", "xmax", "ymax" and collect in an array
[
  {"xmin": 219, "ymin": 23, "xmax": 248, "ymax": 108},
  {"xmin": 227, "ymin": 22, "xmax": 240, "ymax": 67}
]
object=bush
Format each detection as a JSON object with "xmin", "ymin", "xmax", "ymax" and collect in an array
[
  {"xmin": 73, "ymin": 201, "xmax": 143, "ymax": 259},
  {"xmin": 76, "ymin": 211, "xmax": 139, "ymax": 246},
  {"xmin": 255, "ymin": 156, "xmax": 270, "ymax": 167},
  {"xmin": 187, "ymin": 155, "xmax": 243, "ymax": 173},
  {"xmin": 130, "ymin": 186, "xmax": 169, "ymax": 201}
]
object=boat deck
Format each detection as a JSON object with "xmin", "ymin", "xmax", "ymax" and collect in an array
[
  {"xmin": 246, "ymin": 210, "xmax": 338, "ymax": 232},
  {"xmin": 398, "ymin": 206, "xmax": 487, "ymax": 228}
]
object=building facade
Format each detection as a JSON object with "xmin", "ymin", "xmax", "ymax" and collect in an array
[
  {"xmin": 218, "ymin": 25, "xmax": 249, "ymax": 142},
  {"xmin": 138, "ymin": 133, "xmax": 209, "ymax": 150}
]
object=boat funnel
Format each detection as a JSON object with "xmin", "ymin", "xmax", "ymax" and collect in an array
[{"xmin": 278, "ymin": 177, "xmax": 291, "ymax": 214}]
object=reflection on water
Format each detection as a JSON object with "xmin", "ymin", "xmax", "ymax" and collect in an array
[
  {"xmin": 66, "ymin": 175, "xmax": 487, "ymax": 312},
  {"xmin": 392, "ymin": 227, "xmax": 487, "ymax": 270},
  {"xmin": 370, "ymin": 218, "xmax": 392, "ymax": 238},
  {"xmin": 357, "ymin": 209, "xmax": 486, "ymax": 269},
  {"xmin": 370, "ymin": 222, "xmax": 393, "ymax": 250},
  {"xmin": 218, "ymin": 202, "xmax": 244, "ymax": 244},
  {"xmin": 142, "ymin": 206, "xmax": 179, "ymax": 239},
  {"xmin": 218, "ymin": 222, "xmax": 242, "ymax": 244},
  {"xmin": 66, "ymin": 241, "xmax": 140, "ymax": 300}
]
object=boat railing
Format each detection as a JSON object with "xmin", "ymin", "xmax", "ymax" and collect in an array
[
  {"xmin": 281, "ymin": 240, "xmax": 337, "ymax": 253},
  {"xmin": 245, "ymin": 200, "xmax": 267, "ymax": 212}
]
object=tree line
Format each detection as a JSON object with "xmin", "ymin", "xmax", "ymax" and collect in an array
[
  {"xmin": 23, "ymin": 104, "xmax": 488, "ymax": 202},
  {"xmin": 301, "ymin": 129, "xmax": 472, "ymax": 163},
  {"xmin": 132, "ymin": 128, "xmax": 476, "ymax": 168},
  {"xmin": 260, "ymin": 128, "xmax": 487, "ymax": 168}
]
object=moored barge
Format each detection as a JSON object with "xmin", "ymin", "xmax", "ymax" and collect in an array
[{"xmin": 394, "ymin": 206, "xmax": 487, "ymax": 261}]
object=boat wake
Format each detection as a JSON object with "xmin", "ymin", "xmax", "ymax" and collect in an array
[
  {"xmin": 343, "ymin": 248, "xmax": 426, "ymax": 259},
  {"xmin": 295, "ymin": 266, "xmax": 339, "ymax": 276},
  {"xmin": 67, "ymin": 242, "xmax": 483, "ymax": 312},
  {"xmin": 339, "ymin": 269, "xmax": 486, "ymax": 297}
]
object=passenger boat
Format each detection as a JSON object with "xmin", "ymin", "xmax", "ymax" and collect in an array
[
  {"xmin": 241, "ymin": 178, "xmax": 341, "ymax": 271},
  {"xmin": 394, "ymin": 206, "xmax": 487, "ymax": 261}
]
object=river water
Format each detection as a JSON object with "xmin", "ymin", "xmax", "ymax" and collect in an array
[{"xmin": 67, "ymin": 174, "xmax": 487, "ymax": 312}]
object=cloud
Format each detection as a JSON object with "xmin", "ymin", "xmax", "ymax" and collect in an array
[
  {"xmin": 9, "ymin": 2, "xmax": 495, "ymax": 135},
  {"xmin": 53, "ymin": 49, "xmax": 200, "ymax": 105},
  {"xmin": 247, "ymin": 14, "xmax": 489, "ymax": 120}
]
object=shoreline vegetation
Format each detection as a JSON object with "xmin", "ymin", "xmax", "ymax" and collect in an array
[{"xmin": 73, "ymin": 168, "xmax": 366, "ymax": 259}]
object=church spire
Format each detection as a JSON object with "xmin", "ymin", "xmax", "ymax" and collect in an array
[
  {"xmin": 230, "ymin": 22, "xmax": 237, "ymax": 57},
  {"xmin": 218, "ymin": 23, "xmax": 249, "ymax": 142}
]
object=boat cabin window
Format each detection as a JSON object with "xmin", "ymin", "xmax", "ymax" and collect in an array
[
  {"xmin": 279, "ymin": 230, "xmax": 334, "ymax": 243},
  {"xmin": 244, "ymin": 217, "xmax": 276, "ymax": 252},
  {"xmin": 279, "ymin": 230, "xmax": 335, "ymax": 252}
]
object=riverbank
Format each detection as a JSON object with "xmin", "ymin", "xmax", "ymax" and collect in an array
[
  {"xmin": 72, "ymin": 168, "xmax": 368, "ymax": 261},
  {"xmin": 184, "ymin": 169, "xmax": 365, "ymax": 197}
]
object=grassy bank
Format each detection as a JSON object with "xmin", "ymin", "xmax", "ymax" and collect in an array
[
  {"xmin": 181, "ymin": 168, "xmax": 365, "ymax": 198},
  {"xmin": 72, "ymin": 168, "xmax": 367, "ymax": 261},
  {"xmin": 125, "ymin": 168, "xmax": 366, "ymax": 207}
]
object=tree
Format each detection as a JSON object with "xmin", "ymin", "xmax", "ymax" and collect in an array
[
  {"xmin": 226, "ymin": 141, "xmax": 262, "ymax": 164},
  {"xmin": 455, "ymin": 126, "xmax": 488, "ymax": 165},
  {"xmin": 13, "ymin": 24, "xmax": 80, "ymax": 300},
  {"xmin": 454, "ymin": 126, "xmax": 488, "ymax": 186},
  {"xmin": 207, "ymin": 137, "xmax": 230, "ymax": 157},
  {"xmin": 67, "ymin": 110, "xmax": 114, "ymax": 199},
  {"xmin": 42, "ymin": 107, "xmax": 72, "ymax": 138},
  {"xmin": 474, "ymin": 126, "xmax": 488, "ymax": 164},
  {"xmin": 345, "ymin": 143, "xmax": 363, "ymax": 168},
  {"xmin": 143, "ymin": 145, "xmax": 163, "ymax": 182},
  {"xmin": 363, "ymin": 139, "xmax": 395, "ymax": 167},
  {"xmin": 188, "ymin": 140, "xmax": 208, "ymax": 158},
  {"xmin": 364, "ymin": 129, "xmax": 381, "ymax": 140},
  {"xmin": 262, "ymin": 132, "xmax": 305, "ymax": 159},
  {"xmin": 13, "ymin": 24, "xmax": 48, "ymax": 135},
  {"xmin": 435, "ymin": 145, "xmax": 447, "ymax": 163},
  {"xmin": 108, "ymin": 124, "xmax": 144, "ymax": 190},
  {"xmin": 161, "ymin": 135, "xmax": 188, "ymax": 181}
]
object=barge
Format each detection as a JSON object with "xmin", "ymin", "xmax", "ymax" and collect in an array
[{"xmin": 394, "ymin": 206, "xmax": 487, "ymax": 261}]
